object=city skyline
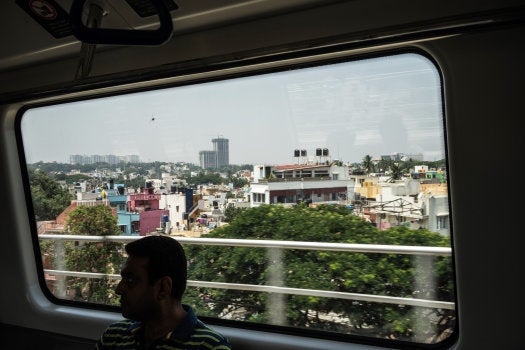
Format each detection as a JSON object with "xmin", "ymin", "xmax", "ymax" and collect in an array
[
  {"xmin": 69, "ymin": 154, "xmax": 140, "ymax": 165},
  {"xmin": 43, "ymin": 150, "xmax": 428, "ymax": 167},
  {"xmin": 20, "ymin": 53, "xmax": 445, "ymax": 166}
]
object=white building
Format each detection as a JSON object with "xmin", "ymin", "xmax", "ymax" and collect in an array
[
  {"xmin": 250, "ymin": 163, "xmax": 355, "ymax": 207},
  {"xmin": 158, "ymin": 192, "xmax": 188, "ymax": 232}
]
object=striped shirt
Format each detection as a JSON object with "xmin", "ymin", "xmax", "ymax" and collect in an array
[{"xmin": 95, "ymin": 305, "xmax": 231, "ymax": 350}]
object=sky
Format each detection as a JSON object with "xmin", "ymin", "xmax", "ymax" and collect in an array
[{"xmin": 20, "ymin": 53, "xmax": 445, "ymax": 166}]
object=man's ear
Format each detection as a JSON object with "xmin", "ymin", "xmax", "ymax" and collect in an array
[{"xmin": 157, "ymin": 276, "xmax": 173, "ymax": 300}]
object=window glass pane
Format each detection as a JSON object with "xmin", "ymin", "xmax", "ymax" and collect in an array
[{"xmin": 21, "ymin": 53, "xmax": 454, "ymax": 345}]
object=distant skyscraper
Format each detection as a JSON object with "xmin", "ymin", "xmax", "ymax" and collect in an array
[
  {"xmin": 198, "ymin": 137, "xmax": 229, "ymax": 169},
  {"xmin": 199, "ymin": 150, "xmax": 217, "ymax": 169},
  {"xmin": 69, "ymin": 154, "xmax": 140, "ymax": 165},
  {"xmin": 69, "ymin": 154, "xmax": 83, "ymax": 164},
  {"xmin": 127, "ymin": 155, "xmax": 140, "ymax": 163},
  {"xmin": 106, "ymin": 154, "xmax": 118, "ymax": 165},
  {"xmin": 212, "ymin": 137, "xmax": 229, "ymax": 168}
]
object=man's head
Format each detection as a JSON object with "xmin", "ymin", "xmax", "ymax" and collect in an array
[{"xmin": 115, "ymin": 235, "xmax": 187, "ymax": 320}]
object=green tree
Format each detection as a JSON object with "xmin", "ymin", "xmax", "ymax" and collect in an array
[
  {"xmin": 28, "ymin": 168, "xmax": 74, "ymax": 220},
  {"xmin": 376, "ymin": 158, "xmax": 391, "ymax": 174},
  {"xmin": 115, "ymin": 174, "xmax": 146, "ymax": 189},
  {"xmin": 223, "ymin": 204, "xmax": 246, "ymax": 223},
  {"xmin": 388, "ymin": 162, "xmax": 404, "ymax": 182},
  {"xmin": 64, "ymin": 205, "xmax": 124, "ymax": 304},
  {"xmin": 362, "ymin": 155, "xmax": 374, "ymax": 175},
  {"xmin": 185, "ymin": 204, "xmax": 454, "ymax": 342},
  {"xmin": 186, "ymin": 171, "xmax": 223, "ymax": 187},
  {"xmin": 64, "ymin": 174, "xmax": 89, "ymax": 184},
  {"xmin": 230, "ymin": 176, "xmax": 249, "ymax": 188}
]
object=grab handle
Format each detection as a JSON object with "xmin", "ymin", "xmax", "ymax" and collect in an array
[{"xmin": 69, "ymin": 0, "xmax": 173, "ymax": 45}]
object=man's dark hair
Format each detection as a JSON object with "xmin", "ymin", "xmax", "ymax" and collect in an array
[{"xmin": 125, "ymin": 235, "xmax": 187, "ymax": 300}]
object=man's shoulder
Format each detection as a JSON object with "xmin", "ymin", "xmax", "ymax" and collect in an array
[
  {"xmin": 96, "ymin": 320, "xmax": 138, "ymax": 350},
  {"xmin": 103, "ymin": 319, "xmax": 137, "ymax": 334},
  {"xmin": 193, "ymin": 320, "xmax": 231, "ymax": 348}
]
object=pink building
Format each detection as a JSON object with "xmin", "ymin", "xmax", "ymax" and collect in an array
[{"xmin": 128, "ymin": 186, "xmax": 169, "ymax": 236}]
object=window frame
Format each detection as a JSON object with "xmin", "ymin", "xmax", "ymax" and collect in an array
[{"xmin": 15, "ymin": 47, "xmax": 455, "ymax": 349}]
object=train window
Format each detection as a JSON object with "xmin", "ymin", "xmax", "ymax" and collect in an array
[{"xmin": 20, "ymin": 52, "xmax": 455, "ymax": 346}]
